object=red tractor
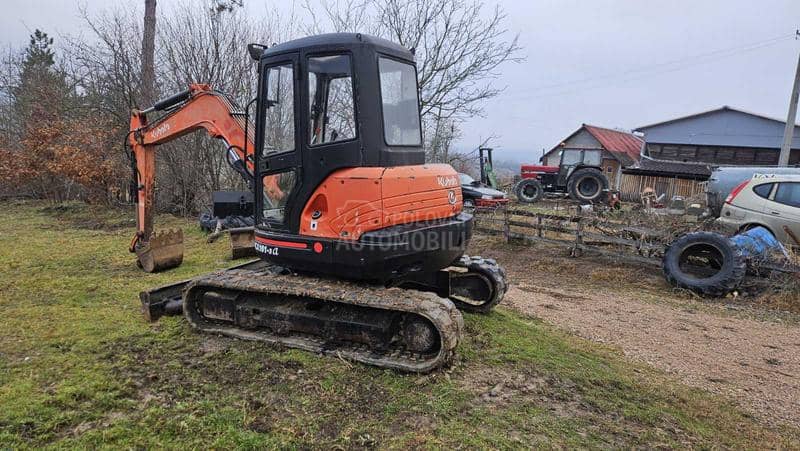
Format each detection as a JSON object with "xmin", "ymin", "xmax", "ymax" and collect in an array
[{"xmin": 513, "ymin": 148, "xmax": 610, "ymax": 204}]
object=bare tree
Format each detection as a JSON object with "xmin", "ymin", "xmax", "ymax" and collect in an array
[
  {"xmin": 305, "ymin": 0, "xmax": 521, "ymax": 161},
  {"xmin": 426, "ymin": 106, "xmax": 461, "ymax": 163},
  {"xmin": 210, "ymin": 0, "xmax": 244, "ymax": 15},
  {"xmin": 141, "ymin": 0, "xmax": 157, "ymax": 106},
  {"xmin": 307, "ymin": 0, "xmax": 521, "ymax": 119},
  {"xmin": 70, "ymin": 0, "xmax": 303, "ymax": 214}
]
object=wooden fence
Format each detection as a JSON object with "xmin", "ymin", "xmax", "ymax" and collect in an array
[
  {"xmin": 618, "ymin": 173, "xmax": 706, "ymax": 203},
  {"xmin": 473, "ymin": 207, "xmax": 668, "ymax": 267}
]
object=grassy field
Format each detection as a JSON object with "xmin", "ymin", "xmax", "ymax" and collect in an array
[{"xmin": 1, "ymin": 200, "xmax": 798, "ymax": 449}]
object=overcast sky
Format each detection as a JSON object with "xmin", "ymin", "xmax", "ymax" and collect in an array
[{"xmin": 2, "ymin": 0, "xmax": 799, "ymax": 162}]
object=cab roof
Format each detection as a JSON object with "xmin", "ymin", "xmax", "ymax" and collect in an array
[{"xmin": 262, "ymin": 33, "xmax": 415, "ymax": 61}]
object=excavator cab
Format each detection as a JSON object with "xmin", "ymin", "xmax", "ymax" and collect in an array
[
  {"xmin": 250, "ymin": 34, "xmax": 468, "ymax": 281},
  {"xmin": 129, "ymin": 33, "xmax": 470, "ymax": 280}
]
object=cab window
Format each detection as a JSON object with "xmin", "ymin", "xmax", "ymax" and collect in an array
[
  {"xmin": 774, "ymin": 182, "xmax": 800, "ymax": 208},
  {"xmin": 263, "ymin": 62, "xmax": 295, "ymax": 155},
  {"xmin": 752, "ymin": 183, "xmax": 773, "ymax": 199},
  {"xmin": 560, "ymin": 150, "xmax": 582, "ymax": 165},
  {"xmin": 262, "ymin": 170, "xmax": 297, "ymax": 222},
  {"xmin": 308, "ymin": 54, "xmax": 356, "ymax": 145},
  {"xmin": 378, "ymin": 57, "xmax": 422, "ymax": 146}
]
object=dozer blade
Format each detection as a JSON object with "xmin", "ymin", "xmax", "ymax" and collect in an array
[
  {"xmin": 136, "ymin": 229, "xmax": 184, "ymax": 273},
  {"xmin": 228, "ymin": 226, "xmax": 256, "ymax": 259},
  {"xmin": 140, "ymin": 259, "xmax": 268, "ymax": 322}
]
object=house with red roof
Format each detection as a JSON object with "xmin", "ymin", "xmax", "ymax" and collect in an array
[{"xmin": 540, "ymin": 124, "xmax": 643, "ymax": 188}]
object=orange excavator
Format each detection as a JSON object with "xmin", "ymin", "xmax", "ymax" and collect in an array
[{"xmin": 133, "ymin": 33, "xmax": 507, "ymax": 372}]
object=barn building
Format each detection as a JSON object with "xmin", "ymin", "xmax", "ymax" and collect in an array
[
  {"xmin": 540, "ymin": 124, "xmax": 643, "ymax": 187},
  {"xmin": 617, "ymin": 106, "xmax": 800, "ymax": 202},
  {"xmin": 634, "ymin": 106, "xmax": 800, "ymax": 166}
]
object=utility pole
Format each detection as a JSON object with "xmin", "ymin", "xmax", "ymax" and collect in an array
[{"xmin": 778, "ymin": 30, "xmax": 800, "ymax": 167}]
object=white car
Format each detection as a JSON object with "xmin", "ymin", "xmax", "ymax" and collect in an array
[{"xmin": 717, "ymin": 174, "xmax": 800, "ymax": 246}]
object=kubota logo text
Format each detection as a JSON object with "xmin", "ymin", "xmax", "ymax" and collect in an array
[
  {"xmin": 437, "ymin": 175, "xmax": 459, "ymax": 187},
  {"xmin": 150, "ymin": 123, "xmax": 171, "ymax": 140}
]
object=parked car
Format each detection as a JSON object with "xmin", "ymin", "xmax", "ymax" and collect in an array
[
  {"xmin": 717, "ymin": 174, "xmax": 800, "ymax": 245},
  {"xmin": 706, "ymin": 166, "xmax": 800, "ymax": 216},
  {"xmin": 459, "ymin": 173, "xmax": 509, "ymax": 208}
]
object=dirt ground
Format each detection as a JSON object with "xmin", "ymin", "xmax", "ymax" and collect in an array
[{"xmin": 471, "ymin": 236, "xmax": 800, "ymax": 429}]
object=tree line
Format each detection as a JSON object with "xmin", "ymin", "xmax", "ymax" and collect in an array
[{"xmin": 0, "ymin": 0, "xmax": 519, "ymax": 214}]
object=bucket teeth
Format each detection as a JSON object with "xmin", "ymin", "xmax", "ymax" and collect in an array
[{"xmin": 136, "ymin": 228, "xmax": 185, "ymax": 272}]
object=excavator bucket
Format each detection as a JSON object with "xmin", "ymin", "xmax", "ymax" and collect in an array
[
  {"xmin": 228, "ymin": 227, "xmax": 256, "ymax": 259},
  {"xmin": 136, "ymin": 229, "xmax": 184, "ymax": 272}
]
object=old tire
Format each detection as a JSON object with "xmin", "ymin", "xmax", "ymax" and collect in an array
[
  {"xmin": 662, "ymin": 232, "xmax": 746, "ymax": 297},
  {"xmin": 514, "ymin": 179, "xmax": 544, "ymax": 203},
  {"xmin": 567, "ymin": 169, "xmax": 608, "ymax": 203}
]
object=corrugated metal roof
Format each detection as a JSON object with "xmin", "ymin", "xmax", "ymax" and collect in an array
[
  {"xmin": 583, "ymin": 124, "xmax": 644, "ymax": 165},
  {"xmin": 635, "ymin": 106, "xmax": 800, "ymax": 130},
  {"xmin": 634, "ymin": 106, "xmax": 800, "ymax": 150},
  {"xmin": 623, "ymin": 158, "xmax": 711, "ymax": 180}
]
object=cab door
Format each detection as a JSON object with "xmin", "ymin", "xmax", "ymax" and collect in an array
[
  {"xmin": 255, "ymin": 54, "xmax": 301, "ymax": 232},
  {"xmin": 557, "ymin": 149, "xmax": 582, "ymax": 186},
  {"xmin": 770, "ymin": 182, "xmax": 800, "ymax": 245}
]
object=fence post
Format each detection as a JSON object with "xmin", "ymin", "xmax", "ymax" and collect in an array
[
  {"xmin": 537, "ymin": 214, "xmax": 543, "ymax": 238},
  {"xmin": 572, "ymin": 209, "xmax": 584, "ymax": 257},
  {"xmin": 503, "ymin": 207, "xmax": 510, "ymax": 243}
]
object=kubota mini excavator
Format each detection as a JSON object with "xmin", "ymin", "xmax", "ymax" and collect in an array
[{"xmin": 132, "ymin": 33, "xmax": 507, "ymax": 372}]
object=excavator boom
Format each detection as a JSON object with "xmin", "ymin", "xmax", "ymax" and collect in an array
[{"xmin": 128, "ymin": 83, "xmax": 256, "ymax": 272}]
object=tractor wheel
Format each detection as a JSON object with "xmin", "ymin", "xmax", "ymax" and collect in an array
[
  {"xmin": 567, "ymin": 168, "xmax": 608, "ymax": 203},
  {"xmin": 514, "ymin": 179, "xmax": 544, "ymax": 203},
  {"xmin": 662, "ymin": 232, "xmax": 746, "ymax": 297}
]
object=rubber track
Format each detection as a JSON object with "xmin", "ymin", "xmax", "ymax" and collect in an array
[
  {"xmin": 448, "ymin": 255, "xmax": 508, "ymax": 313},
  {"xmin": 183, "ymin": 268, "xmax": 465, "ymax": 373}
]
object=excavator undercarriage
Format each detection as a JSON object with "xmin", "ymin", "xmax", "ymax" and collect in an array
[
  {"xmin": 184, "ymin": 268, "xmax": 463, "ymax": 372},
  {"xmin": 141, "ymin": 254, "xmax": 506, "ymax": 371}
]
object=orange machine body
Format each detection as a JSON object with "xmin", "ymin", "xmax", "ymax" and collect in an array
[{"xmin": 298, "ymin": 165, "xmax": 462, "ymax": 241}]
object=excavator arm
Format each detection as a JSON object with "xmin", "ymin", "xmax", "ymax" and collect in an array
[{"xmin": 128, "ymin": 83, "xmax": 256, "ymax": 272}]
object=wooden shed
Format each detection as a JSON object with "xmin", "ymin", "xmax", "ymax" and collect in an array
[{"xmin": 619, "ymin": 159, "xmax": 711, "ymax": 203}]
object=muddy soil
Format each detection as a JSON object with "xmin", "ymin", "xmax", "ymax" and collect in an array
[{"xmin": 471, "ymin": 236, "xmax": 800, "ymax": 428}]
